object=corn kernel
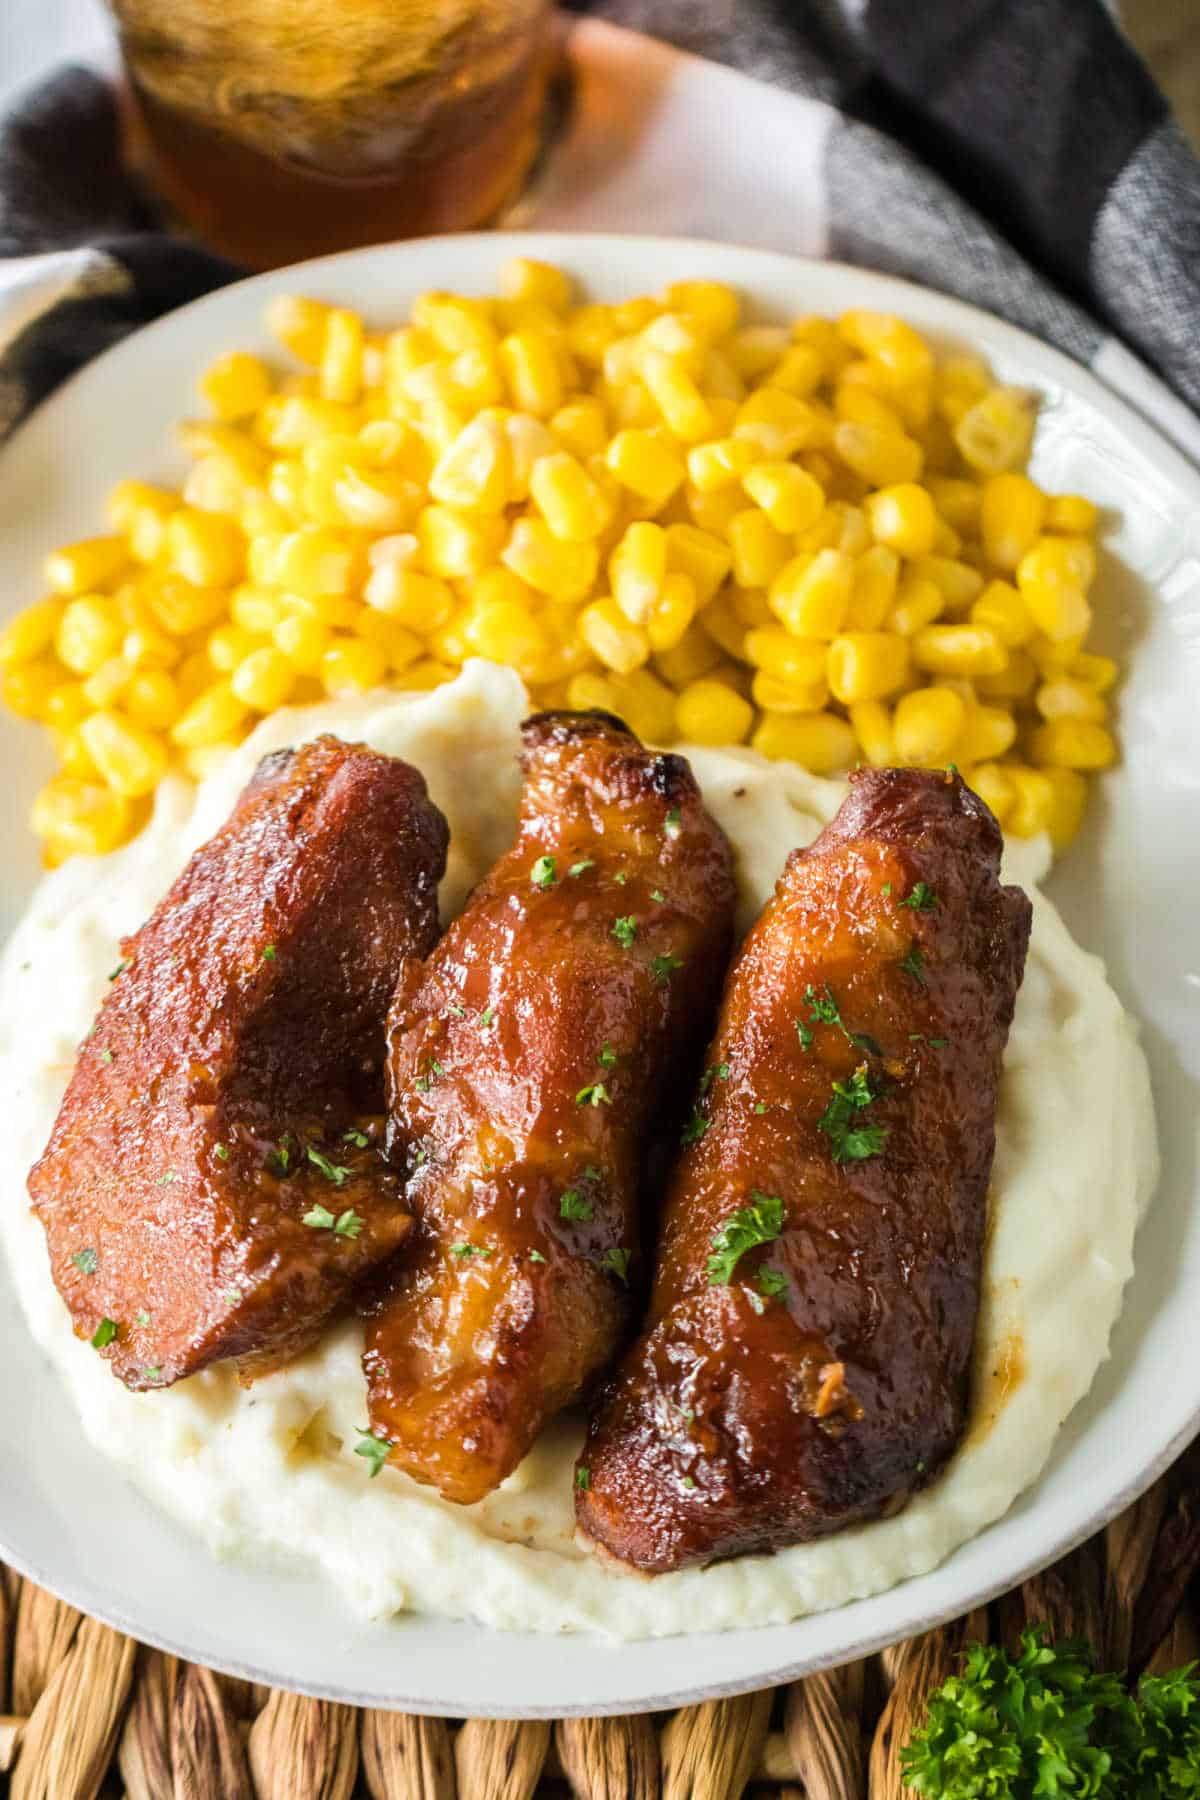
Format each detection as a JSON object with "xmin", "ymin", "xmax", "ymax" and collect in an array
[
  {"xmin": 734, "ymin": 388, "xmax": 825, "ymax": 457},
  {"xmin": 686, "ymin": 437, "xmax": 756, "ymax": 494},
  {"xmin": 912, "ymin": 622, "xmax": 1007, "ymax": 677},
  {"xmin": 200, "ymin": 350, "xmax": 273, "ymax": 420},
  {"xmin": 170, "ymin": 681, "xmax": 249, "ymax": 749},
  {"xmin": 769, "ymin": 549, "xmax": 853, "ymax": 640},
  {"xmin": 646, "ymin": 572, "xmax": 697, "ymax": 651},
  {"xmin": 44, "ymin": 681, "xmax": 89, "ymax": 730},
  {"xmin": 206, "ymin": 625, "xmax": 264, "ymax": 673},
  {"xmin": 550, "ymin": 398, "xmax": 607, "ymax": 460},
  {"xmin": 318, "ymin": 309, "xmax": 363, "ymax": 405},
  {"xmin": 315, "ymin": 639, "xmax": 386, "ymax": 698},
  {"xmin": 32, "ymin": 775, "xmax": 132, "ymax": 859},
  {"xmin": 428, "ymin": 415, "xmax": 512, "ymax": 513},
  {"xmin": 846, "ymin": 545, "xmax": 900, "ymax": 630},
  {"xmin": 766, "ymin": 343, "xmax": 824, "ymax": 397},
  {"xmin": 653, "ymin": 626, "xmax": 723, "ymax": 688},
  {"xmin": 893, "ymin": 686, "xmax": 966, "ymax": 764},
  {"xmin": 954, "ymin": 387, "xmax": 1035, "ymax": 474},
  {"xmin": 610, "ymin": 521, "xmax": 667, "ymax": 624},
  {"xmin": 502, "ymin": 518, "xmax": 598, "ymax": 603},
  {"xmin": 165, "ymin": 509, "xmax": 244, "ymax": 588},
  {"xmin": 125, "ymin": 668, "xmax": 180, "ymax": 730},
  {"xmin": 462, "ymin": 597, "xmax": 545, "ymax": 680},
  {"xmin": 498, "ymin": 257, "xmax": 572, "ymax": 312},
  {"xmin": 971, "ymin": 578, "xmax": 1034, "ymax": 647},
  {"xmin": 698, "ymin": 594, "xmax": 746, "ymax": 661},
  {"xmin": 850, "ymin": 699, "xmax": 894, "ymax": 765},
  {"xmin": 909, "ymin": 555, "xmax": 984, "ymax": 612},
  {"xmin": 751, "ymin": 710, "xmax": 856, "ymax": 773},
  {"xmin": 636, "ymin": 347, "xmax": 712, "ymax": 443},
  {"xmin": 78, "ymin": 709, "xmax": 167, "ymax": 797},
  {"xmin": 56, "ymin": 596, "xmax": 122, "ymax": 675},
  {"xmin": 838, "ymin": 311, "xmax": 934, "ymax": 386},
  {"xmin": 1006, "ymin": 765, "xmax": 1055, "ymax": 836},
  {"xmin": 1035, "ymin": 676, "xmax": 1106, "ymax": 723},
  {"xmin": 662, "ymin": 280, "xmax": 740, "ymax": 340},
  {"xmin": 45, "ymin": 537, "xmax": 129, "ymax": 598},
  {"xmin": 864, "ymin": 482, "xmax": 936, "ymax": 557},
  {"xmin": 738, "ymin": 462, "xmax": 824, "ymax": 534},
  {"xmin": 827, "ymin": 632, "xmax": 910, "ymax": 704},
  {"xmin": 273, "ymin": 613, "xmax": 330, "ymax": 674},
  {"xmin": 1030, "ymin": 719, "xmax": 1116, "ymax": 770},
  {"xmin": 980, "ymin": 472, "xmax": 1046, "ymax": 571},
  {"xmin": 1046, "ymin": 494, "xmax": 1099, "ymax": 535},
  {"xmin": 958, "ymin": 703, "xmax": 1017, "ymax": 763},
  {"xmin": 750, "ymin": 669, "xmax": 827, "ymax": 713},
  {"xmin": 266, "ymin": 295, "xmax": 330, "ymax": 365},
  {"xmin": 1072, "ymin": 651, "xmax": 1118, "ymax": 693},
  {"xmin": 970, "ymin": 762, "xmax": 1015, "ymax": 824},
  {"xmin": 530, "ymin": 450, "xmax": 613, "ymax": 542},
  {"xmin": 834, "ymin": 420, "xmax": 923, "ymax": 487},
  {"xmin": 499, "ymin": 331, "xmax": 563, "ymax": 417},
  {"xmin": 664, "ymin": 523, "xmax": 732, "ymax": 605},
  {"xmin": 146, "ymin": 575, "xmax": 227, "ymax": 638},
  {"xmin": 887, "ymin": 574, "xmax": 944, "ymax": 637},
  {"xmin": 229, "ymin": 647, "xmax": 296, "ymax": 711},
  {"xmin": 4, "ymin": 658, "xmax": 63, "ymax": 719},
  {"xmin": 835, "ymin": 376, "xmax": 907, "ymax": 438},
  {"xmin": 81, "ymin": 657, "xmax": 132, "ymax": 709},
  {"xmin": 1043, "ymin": 766, "xmax": 1089, "ymax": 849},
  {"xmin": 353, "ymin": 611, "xmax": 422, "ymax": 672},
  {"xmin": 368, "ymin": 565, "xmax": 454, "ymax": 634},
  {"xmin": 0, "ymin": 598, "xmax": 62, "ymax": 666},
  {"xmin": 605, "ymin": 430, "xmax": 686, "ymax": 509},
  {"xmin": 1028, "ymin": 631, "xmax": 1087, "ymax": 675},
  {"xmin": 675, "ymin": 678, "xmax": 753, "ymax": 745},
  {"xmin": 976, "ymin": 649, "xmax": 1038, "ymax": 701},
  {"xmin": 1016, "ymin": 539, "xmax": 1093, "ymax": 642},
  {"xmin": 578, "ymin": 598, "xmax": 650, "ymax": 675}
]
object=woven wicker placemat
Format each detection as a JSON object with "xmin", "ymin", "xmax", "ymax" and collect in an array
[{"xmin": 2, "ymin": 1440, "xmax": 1197, "ymax": 1799}]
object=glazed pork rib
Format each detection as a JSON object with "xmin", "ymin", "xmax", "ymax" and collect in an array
[
  {"xmin": 362, "ymin": 710, "xmax": 737, "ymax": 1505},
  {"xmin": 30, "ymin": 735, "xmax": 448, "ymax": 1390},
  {"xmin": 576, "ymin": 767, "xmax": 1032, "ymax": 1573}
]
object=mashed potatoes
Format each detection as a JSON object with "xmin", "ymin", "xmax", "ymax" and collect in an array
[{"xmin": 0, "ymin": 661, "xmax": 1157, "ymax": 1637}]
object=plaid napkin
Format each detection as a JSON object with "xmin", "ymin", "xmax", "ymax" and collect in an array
[{"xmin": 1, "ymin": 0, "xmax": 1198, "ymax": 458}]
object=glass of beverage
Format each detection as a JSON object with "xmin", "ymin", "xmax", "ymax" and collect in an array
[{"xmin": 106, "ymin": 0, "xmax": 555, "ymax": 269}]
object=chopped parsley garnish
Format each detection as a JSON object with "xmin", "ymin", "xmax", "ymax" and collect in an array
[
  {"xmin": 611, "ymin": 915, "xmax": 638, "ymax": 949},
  {"xmin": 576, "ymin": 1082, "xmax": 612, "ymax": 1107},
  {"xmin": 583, "ymin": 1164, "xmax": 602, "ymax": 1180},
  {"xmin": 805, "ymin": 983, "xmax": 842, "ymax": 1028},
  {"xmin": 614, "ymin": 871, "xmax": 628, "ymax": 886},
  {"xmin": 651, "ymin": 889, "xmax": 666, "ymax": 903},
  {"xmin": 450, "ymin": 1242, "xmax": 491, "ymax": 1259},
  {"xmin": 214, "ymin": 1142, "xmax": 230, "ymax": 1161},
  {"xmin": 899, "ymin": 946, "xmax": 928, "ymax": 987},
  {"xmin": 602, "ymin": 1247, "xmax": 631, "ymax": 1284},
  {"xmin": 568, "ymin": 859, "xmax": 595, "ymax": 877},
  {"xmin": 261, "ymin": 945, "xmax": 277, "ymax": 961},
  {"xmin": 302, "ymin": 1203, "xmax": 336, "ymax": 1230},
  {"xmin": 479, "ymin": 1005, "xmax": 495, "ymax": 1029},
  {"xmin": 108, "ymin": 958, "xmax": 130, "ymax": 981},
  {"xmin": 448, "ymin": 1001, "xmax": 466, "ymax": 1017},
  {"xmin": 681, "ymin": 1111, "xmax": 709, "ymax": 1145},
  {"xmin": 334, "ymin": 1209, "xmax": 362, "ymax": 1239},
  {"xmin": 301, "ymin": 1203, "xmax": 362, "ymax": 1238},
  {"xmin": 797, "ymin": 1020, "xmax": 813, "ymax": 1051},
  {"xmin": 707, "ymin": 1192, "xmax": 785, "ymax": 1286},
  {"xmin": 100, "ymin": 1048, "xmax": 113, "ymax": 1065},
  {"xmin": 142, "ymin": 1367, "xmax": 163, "ymax": 1381},
  {"xmin": 817, "ymin": 1067, "xmax": 889, "ymax": 1164},
  {"xmin": 754, "ymin": 1102, "xmax": 769, "ymax": 1115},
  {"xmin": 758, "ymin": 1266, "xmax": 789, "ymax": 1302},
  {"xmin": 599, "ymin": 1042, "xmax": 618, "ymax": 1067},
  {"xmin": 652, "ymin": 952, "xmax": 684, "ymax": 985},
  {"xmin": 91, "ymin": 1317, "xmax": 117, "ymax": 1349},
  {"xmin": 72, "ymin": 1248, "xmax": 98, "ymax": 1276},
  {"xmin": 531, "ymin": 854, "xmax": 557, "ymax": 888},
  {"xmin": 929, "ymin": 1036, "xmax": 948, "ymax": 1048},
  {"xmin": 575, "ymin": 1465, "xmax": 591, "ymax": 1491},
  {"xmin": 135, "ymin": 1310, "xmax": 152, "ymax": 1327},
  {"xmin": 881, "ymin": 882, "xmax": 892, "ymax": 898},
  {"xmin": 266, "ymin": 1141, "xmax": 292, "ymax": 1177},
  {"xmin": 910, "ymin": 1033, "xmax": 948, "ymax": 1049},
  {"xmin": 900, "ymin": 881, "xmax": 938, "ymax": 911},
  {"xmin": 414, "ymin": 1058, "xmax": 445, "ymax": 1093},
  {"xmin": 682, "ymin": 1474, "xmax": 696, "ymax": 1490},
  {"xmin": 698, "ymin": 1063, "xmax": 730, "ymax": 1096},
  {"xmin": 306, "ymin": 1146, "xmax": 351, "ymax": 1187},
  {"xmin": 560, "ymin": 1188, "xmax": 594, "ymax": 1222},
  {"xmin": 528, "ymin": 1249, "xmax": 546, "ymax": 1263},
  {"xmin": 156, "ymin": 1169, "xmax": 178, "ymax": 1186},
  {"xmin": 664, "ymin": 808, "xmax": 682, "ymax": 838},
  {"xmin": 355, "ymin": 1433, "xmax": 391, "ymax": 1478},
  {"xmin": 343, "ymin": 1128, "xmax": 369, "ymax": 1148}
]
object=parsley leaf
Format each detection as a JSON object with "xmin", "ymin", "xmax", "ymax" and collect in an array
[
  {"xmin": 355, "ymin": 1433, "xmax": 391, "ymax": 1478},
  {"xmin": 568, "ymin": 859, "xmax": 595, "ymax": 877},
  {"xmin": 900, "ymin": 946, "xmax": 928, "ymax": 987},
  {"xmin": 108, "ymin": 958, "xmax": 130, "ymax": 981},
  {"xmin": 804, "ymin": 983, "xmax": 842, "ymax": 1028},
  {"xmin": 576, "ymin": 1082, "xmax": 612, "ymax": 1107},
  {"xmin": 528, "ymin": 1248, "xmax": 546, "ymax": 1263},
  {"xmin": 817, "ymin": 1067, "xmax": 889, "ymax": 1164},
  {"xmin": 611, "ymin": 915, "xmax": 638, "ymax": 949},
  {"xmin": 72, "ymin": 1248, "xmax": 98, "ymax": 1276},
  {"xmin": 135, "ymin": 1310, "xmax": 152, "ymax": 1327},
  {"xmin": 91, "ymin": 1317, "xmax": 118, "ymax": 1349},
  {"xmin": 599, "ymin": 1042, "xmax": 619, "ymax": 1067},
  {"xmin": 652, "ymin": 952, "xmax": 684, "ymax": 985},
  {"xmin": 343, "ymin": 1128, "xmax": 369, "ymax": 1148},
  {"xmin": 265, "ymin": 1140, "xmax": 292, "ymax": 1177},
  {"xmin": 334, "ymin": 1209, "xmax": 363, "ymax": 1239},
  {"xmin": 650, "ymin": 889, "xmax": 666, "ymax": 903},
  {"xmin": 698, "ymin": 1063, "xmax": 730, "ymax": 1096},
  {"xmin": 796, "ymin": 1020, "xmax": 813, "ymax": 1051},
  {"xmin": 560, "ymin": 1188, "xmax": 594, "ymax": 1222},
  {"xmin": 757, "ymin": 1266, "xmax": 789, "ymax": 1302},
  {"xmin": 450, "ymin": 1242, "xmax": 491, "ymax": 1259},
  {"xmin": 900, "ymin": 881, "xmax": 938, "ymax": 911},
  {"xmin": 707, "ymin": 1192, "xmax": 785, "ymax": 1286},
  {"xmin": 214, "ymin": 1142, "xmax": 230, "ymax": 1161},
  {"xmin": 478, "ymin": 1005, "xmax": 495, "ymax": 1030},
  {"xmin": 601, "ymin": 1247, "xmax": 631, "ymax": 1284},
  {"xmin": 681, "ymin": 1110, "xmax": 709, "ymax": 1145},
  {"xmin": 664, "ymin": 808, "xmax": 682, "ymax": 838},
  {"xmin": 261, "ymin": 944, "xmax": 277, "ymax": 961},
  {"xmin": 302, "ymin": 1203, "xmax": 337, "ymax": 1230},
  {"xmin": 306, "ymin": 1146, "xmax": 351, "ymax": 1187},
  {"xmin": 575, "ymin": 1465, "xmax": 591, "ymax": 1491},
  {"xmin": 531, "ymin": 854, "xmax": 557, "ymax": 888},
  {"xmin": 100, "ymin": 1048, "xmax": 114, "ymax": 1065}
]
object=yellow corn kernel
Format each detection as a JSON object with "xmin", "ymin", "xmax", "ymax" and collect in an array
[
  {"xmin": 893, "ymin": 686, "xmax": 966, "ymax": 764},
  {"xmin": 1016, "ymin": 539, "xmax": 1093, "ymax": 642},
  {"xmin": 838, "ymin": 311, "xmax": 934, "ymax": 386},
  {"xmin": 429, "ymin": 415, "xmax": 512, "ymax": 513},
  {"xmin": 205, "ymin": 625, "xmax": 264, "ymax": 673},
  {"xmin": 850, "ymin": 699, "xmax": 894, "ymax": 765},
  {"xmin": 912, "ymin": 622, "xmax": 1007, "ymax": 678},
  {"xmin": 551, "ymin": 398, "xmax": 608, "ymax": 460},
  {"xmin": 200, "ymin": 350, "xmax": 273, "ymax": 421},
  {"xmin": 731, "ymin": 586, "xmax": 773, "ymax": 629},
  {"xmin": 925, "ymin": 478, "xmax": 980, "ymax": 537},
  {"xmin": 610, "ymin": 521, "xmax": 667, "ymax": 625},
  {"xmin": 686, "ymin": 437, "xmax": 757, "ymax": 493},
  {"xmin": 32, "ymin": 775, "xmax": 132, "ymax": 859},
  {"xmin": 664, "ymin": 523, "xmax": 732, "ymax": 605},
  {"xmin": 762, "ymin": 342, "xmax": 823, "ymax": 397},
  {"xmin": 124, "ymin": 668, "xmax": 180, "ymax": 730},
  {"xmin": 740, "ymin": 462, "xmax": 825, "ymax": 534},
  {"xmin": 828, "ymin": 502, "xmax": 870, "ymax": 558},
  {"xmin": 45, "ymin": 537, "xmax": 128, "ymax": 597},
  {"xmin": 663, "ymin": 280, "xmax": 740, "ymax": 340},
  {"xmin": 980, "ymin": 472, "xmax": 1046, "ymax": 571},
  {"xmin": 3, "ymin": 658, "xmax": 62, "ymax": 719},
  {"xmin": 675, "ymin": 678, "xmax": 753, "ymax": 745},
  {"xmin": 78, "ymin": 709, "xmax": 167, "ymax": 797},
  {"xmin": 1072, "ymin": 651, "xmax": 1118, "ymax": 693},
  {"xmin": 1028, "ymin": 631, "xmax": 1087, "ymax": 675},
  {"xmin": 769, "ymin": 550, "xmax": 853, "ymax": 640},
  {"xmin": 863, "ymin": 482, "xmax": 936, "ymax": 557},
  {"xmin": 502, "ymin": 518, "xmax": 598, "ymax": 603},
  {"xmin": 107, "ymin": 478, "xmax": 177, "ymax": 542},
  {"xmin": 1005, "ymin": 765, "xmax": 1055, "ymax": 837},
  {"xmin": 0, "ymin": 598, "xmax": 62, "ymax": 666},
  {"xmin": 225, "ymin": 586, "xmax": 283, "ymax": 638},
  {"xmin": 909, "ymin": 555, "xmax": 984, "ymax": 612},
  {"xmin": 734, "ymin": 388, "xmax": 825, "ymax": 456},
  {"xmin": 419, "ymin": 507, "xmax": 505, "ymax": 581},
  {"xmin": 121, "ymin": 614, "xmax": 180, "ymax": 672},
  {"xmin": 328, "ymin": 466, "xmax": 417, "ymax": 532},
  {"xmin": 499, "ymin": 331, "xmax": 563, "ymax": 417},
  {"xmin": 44, "ymin": 681, "xmax": 89, "ymax": 731},
  {"xmin": 827, "ymin": 632, "xmax": 910, "ymax": 704},
  {"xmin": 726, "ymin": 326, "xmax": 790, "ymax": 378},
  {"xmin": 605, "ymin": 430, "xmax": 686, "ymax": 509},
  {"xmin": 165, "ymin": 509, "xmax": 244, "ymax": 588},
  {"xmin": 229, "ymin": 647, "xmax": 296, "ymax": 712},
  {"xmin": 685, "ymin": 482, "xmax": 747, "ymax": 537},
  {"xmin": 834, "ymin": 376, "xmax": 907, "ymax": 438},
  {"xmin": 833, "ymin": 420, "xmax": 923, "ymax": 487},
  {"xmin": 727, "ymin": 510, "xmax": 791, "ymax": 589},
  {"xmin": 268, "ymin": 457, "xmax": 309, "ymax": 521},
  {"xmin": 56, "ymin": 596, "xmax": 122, "ymax": 676},
  {"xmin": 1046, "ymin": 493, "xmax": 1098, "ymax": 535},
  {"xmin": 530, "ymin": 450, "xmax": 613, "ymax": 543},
  {"xmin": 958, "ymin": 703, "xmax": 1017, "ymax": 763},
  {"xmin": 970, "ymin": 761, "xmax": 1015, "ymax": 824},
  {"xmin": 567, "ymin": 670, "xmax": 624, "ymax": 715},
  {"xmin": 51, "ymin": 723, "xmax": 99, "ymax": 779},
  {"xmin": 273, "ymin": 612, "xmax": 330, "ymax": 674},
  {"xmin": 653, "ymin": 625, "xmax": 723, "ymax": 688},
  {"xmin": 499, "ymin": 257, "xmax": 573, "ymax": 312},
  {"xmin": 750, "ymin": 668, "xmax": 829, "ymax": 713},
  {"xmin": 744, "ymin": 627, "xmax": 826, "ymax": 687},
  {"xmin": 367, "ymin": 565, "xmax": 454, "ymax": 633},
  {"xmin": 183, "ymin": 451, "xmax": 252, "ymax": 518},
  {"xmin": 501, "ymin": 414, "xmax": 556, "ymax": 500},
  {"xmin": 887, "ymin": 574, "xmax": 945, "ymax": 637},
  {"xmin": 1035, "ymin": 677, "xmax": 1106, "ymax": 723},
  {"xmin": 461, "ymin": 597, "xmax": 546, "ymax": 681},
  {"xmin": 319, "ymin": 638, "xmax": 388, "ymax": 698},
  {"xmin": 846, "ymin": 545, "xmax": 900, "ymax": 630},
  {"xmin": 976, "ymin": 649, "xmax": 1038, "ymax": 701},
  {"xmin": 971, "ymin": 578, "xmax": 1034, "ymax": 647},
  {"xmin": 170, "ymin": 680, "xmax": 250, "ymax": 752},
  {"xmin": 265, "ymin": 295, "xmax": 329, "ymax": 365},
  {"xmin": 751, "ymin": 710, "xmax": 856, "ymax": 773},
  {"xmin": 81, "ymin": 657, "xmax": 131, "ymax": 709},
  {"xmin": 354, "ymin": 611, "xmax": 422, "ymax": 672},
  {"xmin": 578, "ymin": 599, "xmax": 651, "ymax": 675},
  {"xmin": 954, "ymin": 386, "xmax": 1036, "ymax": 474},
  {"xmin": 1030, "ymin": 719, "xmax": 1116, "ymax": 770},
  {"xmin": 931, "ymin": 515, "xmax": 964, "ymax": 558},
  {"xmin": 1042, "ymin": 766, "xmax": 1089, "ymax": 849},
  {"xmin": 646, "ymin": 572, "xmax": 697, "ymax": 652},
  {"xmin": 145, "ymin": 576, "xmax": 226, "ymax": 639},
  {"xmin": 317, "ymin": 308, "xmax": 363, "ymax": 405},
  {"xmin": 698, "ymin": 594, "xmax": 746, "ymax": 661},
  {"xmin": 638, "ymin": 348, "xmax": 712, "ymax": 443}
]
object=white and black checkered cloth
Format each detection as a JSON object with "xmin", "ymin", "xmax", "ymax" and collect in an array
[{"xmin": 1, "ymin": 0, "xmax": 1197, "ymax": 456}]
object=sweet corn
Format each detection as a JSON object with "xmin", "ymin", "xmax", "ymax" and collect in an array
[
  {"xmin": 734, "ymin": 389, "xmax": 825, "ymax": 457},
  {"xmin": 82, "ymin": 657, "xmax": 132, "ymax": 709},
  {"xmin": 664, "ymin": 524, "xmax": 731, "ymax": 604},
  {"xmin": 552, "ymin": 398, "xmax": 608, "ymax": 459},
  {"xmin": 827, "ymin": 632, "xmax": 910, "ymax": 704},
  {"xmin": 79, "ymin": 709, "xmax": 167, "ymax": 797},
  {"xmin": 1046, "ymin": 493, "xmax": 1098, "ymax": 535},
  {"xmin": 675, "ymin": 678, "xmax": 753, "ymax": 745},
  {"xmin": 980, "ymin": 472, "xmax": 1046, "ymax": 570},
  {"xmin": 1035, "ymin": 677, "xmax": 1106, "ymax": 723},
  {"xmin": 751, "ymin": 710, "xmax": 856, "ymax": 772},
  {"xmin": 320, "ymin": 309, "xmax": 363, "ymax": 405},
  {"xmin": 419, "ymin": 506, "xmax": 506, "ymax": 580},
  {"xmin": 864, "ymin": 483, "xmax": 936, "ymax": 557},
  {"xmin": 171, "ymin": 681, "xmax": 248, "ymax": 748},
  {"xmin": 1030, "ymin": 719, "xmax": 1117, "ymax": 770},
  {"xmin": 530, "ymin": 451, "xmax": 612, "ymax": 542},
  {"xmin": 687, "ymin": 436, "xmax": 757, "ymax": 493},
  {"xmin": 462, "ymin": 598, "xmax": 547, "ymax": 680},
  {"xmin": 500, "ymin": 331, "xmax": 563, "ymax": 416},
  {"xmin": 45, "ymin": 537, "xmax": 128, "ymax": 597},
  {"xmin": 958, "ymin": 703, "xmax": 1017, "ymax": 763},
  {"xmin": 846, "ymin": 545, "xmax": 900, "ymax": 630},
  {"xmin": 1043, "ymin": 766, "xmax": 1089, "ymax": 848},
  {"xmin": 1005, "ymin": 765, "xmax": 1055, "ymax": 836},
  {"xmin": 645, "ymin": 572, "xmax": 697, "ymax": 652},
  {"xmin": 200, "ymin": 351, "xmax": 273, "ymax": 421},
  {"xmin": 429, "ymin": 415, "xmax": 512, "ymax": 513},
  {"xmin": 1072, "ymin": 651, "xmax": 1118, "ymax": 693},
  {"xmin": 770, "ymin": 550, "xmax": 853, "ymax": 640},
  {"xmin": 741, "ymin": 461, "xmax": 825, "ymax": 532},
  {"xmin": 970, "ymin": 762, "xmax": 1016, "ymax": 825},
  {"xmin": 4, "ymin": 658, "xmax": 63, "ymax": 718},
  {"xmin": 579, "ymin": 599, "xmax": 650, "ymax": 675},
  {"xmin": 266, "ymin": 295, "xmax": 330, "ymax": 365},
  {"xmin": 0, "ymin": 598, "xmax": 61, "ymax": 666},
  {"xmin": 124, "ymin": 669, "xmax": 179, "ymax": 730},
  {"xmin": 954, "ymin": 387, "xmax": 1035, "ymax": 473},
  {"xmin": 838, "ymin": 311, "xmax": 934, "ymax": 386},
  {"xmin": 605, "ymin": 430, "xmax": 686, "ymax": 508},
  {"xmin": 893, "ymin": 687, "xmax": 966, "ymax": 764},
  {"xmin": 501, "ymin": 257, "xmax": 573, "ymax": 312},
  {"xmin": 728, "ymin": 510, "xmax": 792, "ymax": 588},
  {"xmin": 230, "ymin": 647, "xmax": 296, "ymax": 712},
  {"xmin": 273, "ymin": 612, "xmax": 329, "ymax": 674},
  {"xmin": 911, "ymin": 623, "xmax": 1008, "ymax": 678},
  {"xmin": 611, "ymin": 521, "xmax": 667, "ymax": 624},
  {"xmin": 640, "ymin": 348, "xmax": 713, "ymax": 441},
  {"xmin": 1016, "ymin": 537, "xmax": 1096, "ymax": 641},
  {"xmin": 321, "ymin": 638, "xmax": 389, "ymax": 697},
  {"xmin": 56, "ymin": 597, "xmax": 122, "ymax": 676},
  {"xmin": 32, "ymin": 775, "xmax": 132, "ymax": 861},
  {"xmin": 850, "ymin": 699, "xmax": 894, "ymax": 765},
  {"xmin": 971, "ymin": 579, "xmax": 1034, "ymax": 647},
  {"xmin": 166, "ymin": 510, "xmax": 244, "ymax": 588},
  {"xmin": 833, "ymin": 421, "xmax": 922, "ymax": 487},
  {"xmin": 653, "ymin": 625, "xmax": 723, "ymax": 688},
  {"xmin": 356, "ymin": 611, "xmax": 423, "ymax": 671},
  {"xmin": 503, "ymin": 518, "xmax": 598, "ymax": 603}
]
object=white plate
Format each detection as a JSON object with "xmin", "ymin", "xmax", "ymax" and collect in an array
[{"xmin": 0, "ymin": 233, "xmax": 1197, "ymax": 1718}]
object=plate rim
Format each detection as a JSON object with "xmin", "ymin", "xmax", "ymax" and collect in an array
[{"xmin": 0, "ymin": 228, "xmax": 1197, "ymax": 1717}]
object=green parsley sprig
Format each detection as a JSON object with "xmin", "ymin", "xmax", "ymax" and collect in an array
[
  {"xmin": 707, "ymin": 1192, "xmax": 784, "ymax": 1286},
  {"xmin": 817, "ymin": 1067, "xmax": 889, "ymax": 1164}
]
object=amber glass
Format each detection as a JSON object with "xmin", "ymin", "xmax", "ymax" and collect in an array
[{"xmin": 107, "ymin": 0, "xmax": 553, "ymax": 268}]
